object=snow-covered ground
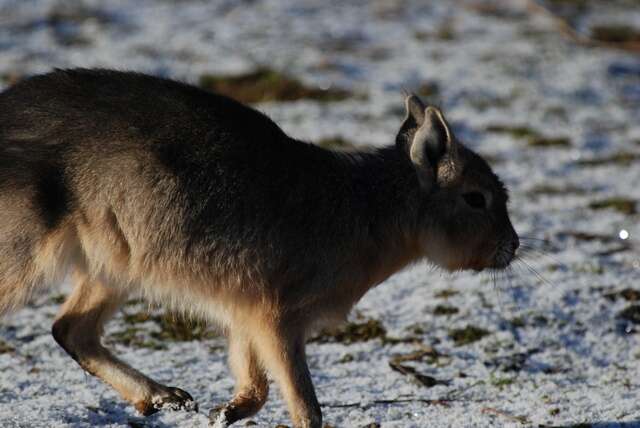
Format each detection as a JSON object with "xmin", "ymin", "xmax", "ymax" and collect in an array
[{"xmin": 1, "ymin": 0, "xmax": 640, "ymax": 426}]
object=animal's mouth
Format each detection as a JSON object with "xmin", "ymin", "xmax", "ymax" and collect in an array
[
  {"xmin": 443, "ymin": 242, "xmax": 518, "ymax": 272},
  {"xmin": 492, "ymin": 248, "xmax": 517, "ymax": 270},
  {"xmin": 491, "ymin": 259, "xmax": 511, "ymax": 270},
  {"xmin": 486, "ymin": 241, "xmax": 518, "ymax": 270}
]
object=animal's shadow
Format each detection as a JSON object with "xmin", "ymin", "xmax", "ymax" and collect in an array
[{"xmin": 73, "ymin": 398, "xmax": 176, "ymax": 428}]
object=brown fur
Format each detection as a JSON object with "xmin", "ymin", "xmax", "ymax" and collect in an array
[{"xmin": 0, "ymin": 69, "xmax": 518, "ymax": 427}]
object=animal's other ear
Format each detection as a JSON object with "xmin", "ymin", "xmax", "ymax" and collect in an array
[
  {"xmin": 396, "ymin": 94, "xmax": 426, "ymax": 149},
  {"xmin": 396, "ymin": 94, "xmax": 456, "ymax": 191}
]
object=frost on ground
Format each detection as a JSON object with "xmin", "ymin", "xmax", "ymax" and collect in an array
[{"xmin": 1, "ymin": 0, "xmax": 640, "ymax": 427}]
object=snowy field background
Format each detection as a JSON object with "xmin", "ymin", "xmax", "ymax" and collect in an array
[{"xmin": 1, "ymin": 0, "xmax": 640, "ymax": 427}]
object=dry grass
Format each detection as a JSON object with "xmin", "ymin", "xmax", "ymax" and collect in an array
[{"xmin": 199, "ymin": 68, "xmax": 354, "ymax": 103}]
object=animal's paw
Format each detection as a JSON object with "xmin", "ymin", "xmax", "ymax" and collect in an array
[
  {"xmin": 152, "ymin": 386, "xmax": 198, "ymax": 412},
  {"xmin": 208, "ymin": 404, "xmax": 232, "ymax": 427},
  {"xmin": 137, "ymin": 386, "xmax": 198, "ymax": 416}
]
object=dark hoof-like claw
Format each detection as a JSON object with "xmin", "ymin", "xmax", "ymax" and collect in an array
[
  {"xmin": 140, "ymin": 386, "xmax": 198, "ymax": 415},
  {"xmin": 208, "ymin": 404, "xmax": 232, "ymax": 427}
]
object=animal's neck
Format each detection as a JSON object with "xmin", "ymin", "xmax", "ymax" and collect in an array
[
  {"xmin": 348, "ymin": 145, "xmax": 423, "ymax": 240},
  {"xmin": 330, "ymin": 145, "xmax": 425, "ymax": 299}
]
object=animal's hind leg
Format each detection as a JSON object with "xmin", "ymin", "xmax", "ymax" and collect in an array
[
  {"xmin": 209, "ymin": 331, "xmax": 268, "ymax": 426},
  {"xmin": 51, "ymin": 269, "xmax": 198, "ymax": 415}
]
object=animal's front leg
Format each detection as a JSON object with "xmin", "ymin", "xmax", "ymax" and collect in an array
[
  {"xmin": 251, "ymin": 321, "xmax": 322, "ymax": 428},
  {"xmin": 209, "ymin": 331, "xmax": 268, "ymax": 427}
]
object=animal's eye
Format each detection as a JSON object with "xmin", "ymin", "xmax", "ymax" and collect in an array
[{"xmin": 462, "ymin": 191, "xmax": 486, "ymax": 209}]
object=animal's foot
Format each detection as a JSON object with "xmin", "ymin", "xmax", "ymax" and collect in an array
[
  {"xmin": 136, "ymin": 386, "xmax": 198, "ymax": 416},
  {"xmin": 208, "ymin": 404, "xmax": 237, "ymax": 427}
]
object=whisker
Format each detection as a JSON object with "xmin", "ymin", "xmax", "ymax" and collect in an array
[
  {"xmin": 507, "ymin": 263, "xmax": 541, "ymax": 312},
  {"xmin": 493, "ymin": 269, "xmax": 505, "ymax": 310},
  {"xmin": 518, "ymin": 236, "xmax": 551, "ymax": 242},
  {"xmin": 518, "ymin": 236, "xmax": 555, "ymax": 251},
  {"xmin": 518, "ymin": 242, "xmax": 552, "ymax": 250},
  {"xmin": 516, "ymin": 257, "xmax": 555, "ymax": 288},
  {"xmin": 517, "ymin": 246, "xmax": 567, "ymax": 270},
  {"xmin": 508, "ymin": 265, "xmax": 529, "ymax": 308},
  {"xmin": 503, "ymin": 266, "xmax": 522, "ymax": 314},
  {"xmin": 518, "ymin": 241, "xmax": 555, "ymax": 253},
  {"xmin": 489, "ymin": 265, "xmax": 529, "ymax": 315}
]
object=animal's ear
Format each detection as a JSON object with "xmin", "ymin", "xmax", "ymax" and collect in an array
[
  {"xmin": 396, "ymin": 94, "xmax": 426, "ymax": 148},
  {"xmin": 411, "ymin": 106, "xmax": 454, "ymax": 169},
  {"xmin": 397, "ymin": 95, "xmax": 456, "ymax": 190}
]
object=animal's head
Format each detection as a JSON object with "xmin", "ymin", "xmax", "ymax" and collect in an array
[{"xmin": 396, "ymin": 94, "xmax": 518, "ymax": 272}]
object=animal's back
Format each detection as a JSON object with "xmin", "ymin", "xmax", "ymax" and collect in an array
[{"xmin": 0, "ymin": 68, "xmax": 315, "ymax": 312}]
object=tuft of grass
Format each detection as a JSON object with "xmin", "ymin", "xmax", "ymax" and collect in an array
[
  {"xmin": 604, "ymin": 288, "xmax": 640, "ymax": 302},
  {"xmin": 468, "ymin": 94, "xmax": 514, "ymax": 111},
  {"xmin": 547, "ymin": 0, "xmax": 589, "ymax": 5},
  {"xmin": 544, "ymin": 105, "xmax": 569, "ymax": 122},
  {"xmin": 588, "ymin": 197, "xmax": 637, "ymax": 215},
  {"xmin": 312, "ymin": 319, "xmax": 387, "ymax": 344},
  {"xmin": 338, "ymin": 353, "xmax": 354, "ymax": 363},
  {"xmin": 576, "ymin": 152, "xmax": 640, "ymax": 167},
  {"xmin": 436, "ymin": 23, "xmax": 456, "ymax": 41},
  {"xmin": 469, "ymin": 3, "xmax": 526, "ymax": 20},
  {"xmin": 485, "ymin": 349, "xmax": 537, "ymax": 372},
  {"xmin": 619, "ymin": 305, "xmax": 640, "ymax": 324},
  {"xmin": 389, "ymin": 347, "xmax": 449, "ymax": 387},
  {"xmin": 545, "ymin": 0, "xmax": 590, "ymax": 15},
  {"xmin": 434, "ymin": 289, "xmax": 459, "ymax": 299},
  {"xmin": 490, "ymin": 374, "xmax": 516, "ymax": 389},
  {"xmin": 0, "ymin": 340, "xmax": 14, "ymax": 354},
  {"xmin": 110, "ymin": 327, "xmax": 165, "ymax": 350},
  {"xmin": 124, "ymin": 311, "xmax": 217, "ymax": 342},
  {"xmin": 485, "ymin": 124, "xmax": 539, "ymax": 139},
  {"xmin": 558, "ymin": 230, "xmax": 616, "ymax": 243},
  {"xmin": 413, "ymin": 31, "xmax": 431, "ymax": 41},
  {"xmin": 153, "ymin": 314, "xmax": 217, "ymax": 342},
  {"xmin": 528, "ymin": 184, "xmax": 587, "ymax": 195},
  {"xmin": 49, "ymin": 294, "xmax": 67, "ymax": 305},
  {"xmin": 390, "ymin": 347, "xmax": 442, "ymax": 364},
  {"xmin": 433, "ymin": 305, "xmax": 459, "ymax": 316},
  {"xmin": 449, "ymin": 326, "xmax": 490, "ymax": 346},
  {"xmin": 508, "ymin": 317, "xmax": 526, "ymax": 328},
  {"xmin": 527, "ymin": 136, "xmax": 571, "ymax": 147},
  {"xmin": 417, "ymin": 81, "xmax": 440, "ymax": 98},
  {"xmin": 112, "ymin": 309, "xmax": 218, "ymax": 349},
  {"xmin": 485, "ymin": 125, "xmax": 570, "ymax": 147},
  {"xmin": 591, "ymin": 24, "xmax": 640, "ymax": 44},
  {"xmin": 414, "ymin": 21, "xmax": 456, "ymax": 42},
  {"xmin": 574, "ymin": 262, "xmax": 604, "ymax": 275},
  {"xmin": 199, "ymin": 68, "xmax": 354, "ymax": 104}
]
